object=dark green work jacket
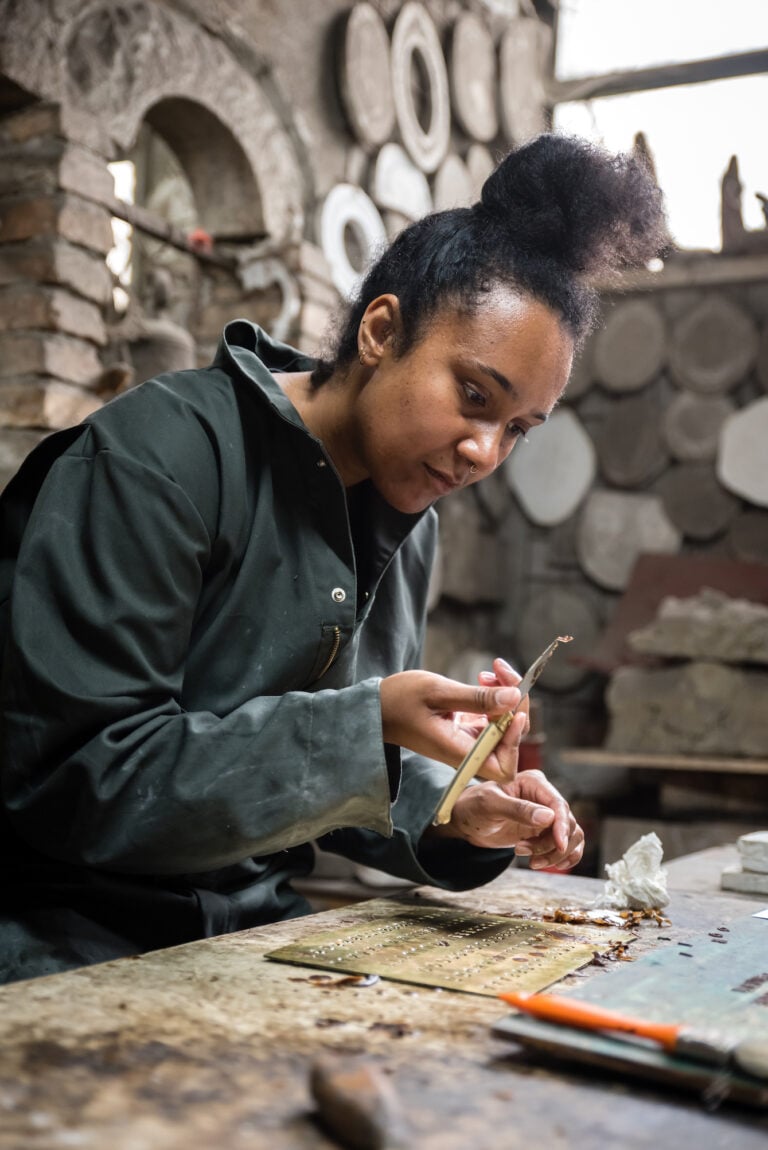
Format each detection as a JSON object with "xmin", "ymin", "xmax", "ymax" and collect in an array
[{"xmin": 0, "ymin": 321, "xmax": 512, "ymax": 983}]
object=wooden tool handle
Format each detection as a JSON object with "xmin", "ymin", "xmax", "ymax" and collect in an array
[
  {"xmin": 499, "ymin": 991, "xmax": 682, "ymax": 1052},
  {"xmin": 432, "ymin": 720, "xmax": 505, "ymax": 826}
]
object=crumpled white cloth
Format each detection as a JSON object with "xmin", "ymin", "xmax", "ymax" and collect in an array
[{"xmin": 595, "ymin": 832, "xmax": 670, "ymax": 910}]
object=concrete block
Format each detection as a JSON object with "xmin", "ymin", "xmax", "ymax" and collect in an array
[
  {"xmin": 606, "ymin": 661, "xmax": 768, "ymax": 758},
  {"xmin": 0, "ymin": 378, "xmax": 101, "ymax": 430},
  {"xmin": 0, "ymin": 239, "xmax": 112, "ymax": 305},
  {"xmin": 628, "ymin": 587, "xmax": 768, "ymax": 664},
  {"xmin": 720, "ymin": 865, "xmax": 768, "ymax": 895},
  {"xmin": 0, "ymin": 333, "xmax": 102, "ymax": 387},
  {"xmin": 0, "ymin": 140, "xmax": 114, "ymax": 204},
  {"xmin": 0, "ymin": 285, "xmax": 106, "ymax": 345},
  {"xmin": 737, "ymin": 830, "xmax": 768, "ymax": 873},
  {"xmin": 0, "ymin": 193, "xmax": 114, "ymax": 254}
]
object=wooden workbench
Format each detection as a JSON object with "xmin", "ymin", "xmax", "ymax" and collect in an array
[{"xmin": 1, "ymin": 868, "xmax": 766, "ymax": 1149}]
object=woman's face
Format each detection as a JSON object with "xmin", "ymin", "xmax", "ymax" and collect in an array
[{"xmin": 353, "ymin": 290, "xmax": 574, "ymax": 514}]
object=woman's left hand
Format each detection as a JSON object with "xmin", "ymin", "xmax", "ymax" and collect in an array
[{"xmin": 434, "ymin": 769, "xmax": 585, "ymax": 871}]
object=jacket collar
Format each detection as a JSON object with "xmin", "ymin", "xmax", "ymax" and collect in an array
[{"xmin": 213, "ymin": 319, "xmax": 316, "ymax": 430}]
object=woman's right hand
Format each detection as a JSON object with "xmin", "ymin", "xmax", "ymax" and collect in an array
[{"xmin": 379, "ymin": 662, "xmax": 528, "ymax": 783}]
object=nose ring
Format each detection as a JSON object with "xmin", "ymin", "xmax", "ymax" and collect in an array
[{"xmin": 469, "ymin": 463, "xmax": 478, "ymax": 475}]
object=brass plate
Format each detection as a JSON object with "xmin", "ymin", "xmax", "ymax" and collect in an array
[{"xmin": 266, "ymin": 901, "xmax": 629, "ymax": 998}]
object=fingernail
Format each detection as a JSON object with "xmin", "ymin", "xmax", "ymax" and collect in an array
[
  {"xmin": 533, "ymin": 809, "xmax": 552, "ymax": 826},
  {"xmin": 498, "ymin": 658, "xmax": 513, "ymax": 672},
  {"xmin": 479, "ymin": 671, "xmax": 496, "ymax": 682},
  {"xmin": 514, "ymin": 845, "xmax": 532, "ymax": 856}
]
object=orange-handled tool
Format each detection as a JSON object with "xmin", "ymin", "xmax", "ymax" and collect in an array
[
  {"xmin": 499, "ymin": 991, "xmax": 682, "ymax": 1051},
  {"xmin": 499, "ymin": 991, "xmax": 768, "ymax": 1079}
]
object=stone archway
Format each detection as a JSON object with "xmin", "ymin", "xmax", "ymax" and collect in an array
[{"xmin": 0, "ymin": 0, "xmax": 305, "ymax": 244}]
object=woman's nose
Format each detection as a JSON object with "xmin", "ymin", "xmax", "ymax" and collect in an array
[{"xmin": 462, "ymin": 428, "xmax": 505, "ymax": 474}]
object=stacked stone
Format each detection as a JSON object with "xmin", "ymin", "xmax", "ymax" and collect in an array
[
  {"xmin": 606, "ymin": 589, "xmax": 768, "ymax": 758},
  {"xmin": 0, "ymin": 102, "xmax": 113, "ymax": 481}
]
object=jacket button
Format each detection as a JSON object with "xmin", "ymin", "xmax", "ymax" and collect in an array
[
  {"xmin": 317, "ymin": 459, "xmax": 327, "ymax": 468},
  {"xmin": 331, "ymin": 587, "xmax": 346, "ymax": 603}
]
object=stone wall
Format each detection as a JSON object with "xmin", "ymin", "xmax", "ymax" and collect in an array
[
  {"xmin": 1, "ymin": 0, "xmax": 766, "ymax": 769},
  {"xmin": 428, "ymin": 277, "xmax": 768, "ymax": 756}
]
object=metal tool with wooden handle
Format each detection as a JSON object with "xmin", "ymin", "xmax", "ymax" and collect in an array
[
  {"xmin": 432, "ymin": 635, "xmax": 572, "ymax": 826},
  {"xmin": 499, "ymin": 991, "xmax": 768, "ymax": 1080}
]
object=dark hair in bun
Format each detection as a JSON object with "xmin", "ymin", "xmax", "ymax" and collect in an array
[{"xmin": 311, "ymin": 133, "xmax": 669, "ymax": 384}]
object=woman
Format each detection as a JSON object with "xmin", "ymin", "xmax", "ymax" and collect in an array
[{"xmin": 0, "ymin": 134, "xmax": 667, "ymax": 983}]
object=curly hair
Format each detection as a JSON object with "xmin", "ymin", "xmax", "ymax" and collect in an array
[{"xmin": 311, "ymin": 133, "xmax": 670, "ymax": 385}]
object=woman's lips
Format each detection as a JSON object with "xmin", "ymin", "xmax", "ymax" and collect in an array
[{"xmin": 424, "ymin": 463, "xmax": 459, "ymax": 495}]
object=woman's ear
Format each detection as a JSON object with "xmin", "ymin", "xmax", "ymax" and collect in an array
[{"xmin": 358, "ymin": 294, "xmax": 401, "ymax": 366}]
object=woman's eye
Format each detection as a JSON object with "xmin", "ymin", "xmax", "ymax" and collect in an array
[{"xmin": 462, "ymin": 383, "xmax": 486, "ymax": 407}]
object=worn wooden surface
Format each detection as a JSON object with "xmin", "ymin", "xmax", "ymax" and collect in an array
[{"xmin": 1, "ymin": 869, "xmax": 767, "ymax": 1148}]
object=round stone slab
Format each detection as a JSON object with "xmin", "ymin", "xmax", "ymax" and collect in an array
[
  {"xmin": 593, "ymin": 298, "xmax": 666, "ymax": 392},
  {"xmin": 448, "ymin": 11, "xmax": 498, "ymax": 143},
  {"xmin": 596, "ymin": 387, "xmax": 670, "ymax": 488},
  {"xmin": 498, "ymin": 17, "xmax": 548, "ymax": 143},
  {"xmin": 577, "ymin": 489, "xmax": 682, "ymax": 591},
  {"xmin": 391, "ymin": 2, "xmax": 451, "ymax": 173},
  {"xmin": 656, "ymin": 462, "xmax": 740, "ymax": 541},
  {"xmin": 663, "ymin": 391, "xmax": 735, "ymax": 462},
  {"xmin": 669, "ymin": 295, "xmax": 758, "ymax": 393},
  {"xmin": 337, "ymin": 4, "xmax": 396, "ymax": 149},
  {"xmin": 504, "ymin": 408, "xmax": 596, "ymax": 527},
  {"xmin": 371, "ymin": 142, "xmax": 433, "ymax": 219},
  {"xmin": 515, "ymin": 587, "xmax": 600, "ymax": 692},
  {"xmin": 717, "ymin": 395, "xmax": 768, "ymax": 507},
  {"xmin": 432, "ymin": 152, "xmax": 474, "ymax": 210},
  {"xmin": 465, "ymin": 142, "xmax": 496, "ymax": 202},
  {"xmin": 318, "ymin": 183, "xmax": 387, "ymax": 300}
]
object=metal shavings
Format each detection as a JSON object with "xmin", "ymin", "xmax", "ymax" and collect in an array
[{"xmin": 589, "ymin": 939, "xmax": 635, "ymax": 966}]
